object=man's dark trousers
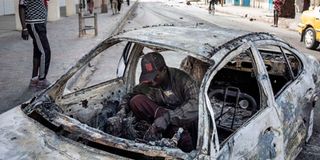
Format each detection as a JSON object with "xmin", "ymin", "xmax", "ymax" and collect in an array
[{"xmin": 27, "ymin": 23, "xmax": 51, "ymax": 80}]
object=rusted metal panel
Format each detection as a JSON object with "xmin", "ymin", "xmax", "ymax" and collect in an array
[
  {"xmin": 0, "ymin": 107, "xmax": 126, "ymax": 160},
  {"xmin": 1, "ymin": 26, "xmax": 318, "ymax": 159}
]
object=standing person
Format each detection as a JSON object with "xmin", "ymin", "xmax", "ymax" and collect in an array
[
  {"xmin": 126, "ymin": 0, "xmax": 129, "ymax": 6},
  {"xmin": 303, "ymin": 0, "xmax": 310, "ymax": 11},
  {"xmin": 19, "ymin": 0, "xmax": 51, "ymax": 88},
  {"xmin": 273, "ymin": 0, "xmax": 283, "ymax": 27},
  {"xmin": 208, "ymin": 0, "xmax": 216, "ymax": 14},
  {"xmin": 117, "ymin": 0, "xmax": 122, "ymax": 12},
  {"xmin": 109, "ymin": 52, "xmax": 199, "ymax": 152},
  {"xmin": 87, "ymin": 0, "xmax": 94, "ymax": 14}
]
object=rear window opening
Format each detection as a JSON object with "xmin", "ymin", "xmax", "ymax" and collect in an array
[{"xmin": 208, "ymin": 46, "xmax": 301, "ymax": 144}]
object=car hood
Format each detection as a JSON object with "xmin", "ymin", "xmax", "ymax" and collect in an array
[{"xmin": 0, "ymin": 106, "xmax": 126, "ymax": 160}]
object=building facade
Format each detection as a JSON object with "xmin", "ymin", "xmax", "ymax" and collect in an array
[
  {"xmin": 0, "ymin": 0, "xmax": 103, "ymax": 16},
  {"xmin": 224, "ymin": 0, "xmax": 320, "ymax": 17}
]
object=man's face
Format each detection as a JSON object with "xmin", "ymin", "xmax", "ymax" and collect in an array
[{"xmin": 143, "ymin": 67, "xmax": 167, "ymax": 87}]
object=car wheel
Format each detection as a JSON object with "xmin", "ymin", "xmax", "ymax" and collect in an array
[{"xmin": 304, "ymin": 27, "xmax": 319, "ymax": 49}]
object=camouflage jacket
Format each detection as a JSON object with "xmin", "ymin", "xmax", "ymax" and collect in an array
[{"xmin": 129, "ymin": 68, "xmax": 199, "ymax": 127}]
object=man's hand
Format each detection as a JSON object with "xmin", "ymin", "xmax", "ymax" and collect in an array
[
  {"xmin": 21, "ymin": 29, "xmax": 29, "ymax": 40},
  {"xmin": 143, "ymin": 124, "xmax": 162, "ymax": 141},
  {"xmin": 154, "ymin": 112, "xmax": 170, "ymax": 131},
  {"xmin": 143, "ymin": 112, "xmax": 170, "ymax": 141}
]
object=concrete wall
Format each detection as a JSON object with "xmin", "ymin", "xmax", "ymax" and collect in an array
[
  {"xmin": 251, "ymin": 0, "xmax": 269, "ymax": 9},
  {"xmin": 0, "ymin": 0, "xmax": 79, "ymax": 16},
  {"xmin": 0, "ymin": 0, "xmax": 15, "ymax": 15},
  {"xmin": 224, "ymin": 0, "xmax": 270, "ymax": 9}
]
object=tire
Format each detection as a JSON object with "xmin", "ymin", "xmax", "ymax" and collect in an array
[{"xmin": 304, "ymin": 27, "xmax": 319, "ymax": 49}]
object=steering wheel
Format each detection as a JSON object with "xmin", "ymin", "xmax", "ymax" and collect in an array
[{"xmin": 208, "ymin": 87, "xmax": 258, "ymax": 115}]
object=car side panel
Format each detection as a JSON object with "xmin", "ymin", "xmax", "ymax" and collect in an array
[
  {"xmin": 275, "ymin": 58, "xmax": 316, "ymax": 159},
  {"xmin": 216, "ymin": 107, "xmax": 284, "ymax": 160}
]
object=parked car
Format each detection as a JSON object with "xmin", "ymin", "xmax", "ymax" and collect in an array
[
  {"xmin": 1, "ymin": 26, "xmax": 319, "ymax": 159},
  {"xmin": 298, "ymin": 6, "xmax": 320, "ymax": 49}
]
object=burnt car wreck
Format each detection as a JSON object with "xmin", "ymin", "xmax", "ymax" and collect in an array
[{"xmin": 1, "ymin": 26, "xmax": 320, "ymax": 159}]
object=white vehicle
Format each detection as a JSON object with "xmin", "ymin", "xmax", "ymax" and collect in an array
[{"xmin": 1, "ymin": 26, "xmax": 319, "ymax": 159}]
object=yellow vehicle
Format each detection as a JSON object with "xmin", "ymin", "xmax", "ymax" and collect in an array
[{"xmin": 298, "ymin": 7, "xmax": 320, "ymax": 49}]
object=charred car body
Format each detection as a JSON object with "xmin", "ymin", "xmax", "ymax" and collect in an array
[{"xmin": 1, "ymin": 26, "xmax": 319, "ymax": 159}]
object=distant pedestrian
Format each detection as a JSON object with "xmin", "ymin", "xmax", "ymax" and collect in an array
[
  {"xmin": 19, "ymin": 0, "xmax": 51, "ymax": 88},
  {"xmin": 117, "ymin": 0, "xmax": 122, "ymax": 11},
  {"xmin": 273, "ymin": 0, "xmax": 283, "ymax": 27},
  {"xmin": 219, "ymin": 0, "xmax": 224, "ymax": 7},
  {"xmin": 303, "ymin": 0, "xmax": 310, "ymax": 11},
  {"xmin": 208, "ymin": 0, "xmax": 216, "ymax": 14},
  {"xmin": 87, "ymin": 0, "xmax": 94, "ymax": 14},
  {"xmin": 126, "ymin": 0, "xmax": 129, "ymax": 6}
]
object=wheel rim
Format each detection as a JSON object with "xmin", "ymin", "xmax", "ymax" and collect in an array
[{"xmin": 305, "ymin": 30, "xmax": 315, "ymax": 47}]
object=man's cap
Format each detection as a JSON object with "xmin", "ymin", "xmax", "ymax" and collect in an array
[{"xmin": 139, "ymin": 52, "xmax": 166, "ymax": 83}]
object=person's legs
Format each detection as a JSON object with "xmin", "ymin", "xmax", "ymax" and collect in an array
[
  {"xmin": 129, "ymin": 94, "xmax": 167, "ymax": 123},
  {"xmin": 178, "ymin": 130, "xmax": 193, "ymax": 152},
  {"xmin": 28, "ymin": 23, "xmax": 51, "ymax": 88},
  {"xmin": 32, "ymin": 39, "xmax": 41, "ymax": 78},
  {"xmin": 32, "ymin": 23, "xmax": 51, "ymax": 81},
  {"xmin": 130, "ymin": 94, "xmax": 195, "ymax": 152},
  {"xmin": 274, "ymin": 10, "xmax": 279, "ymax": 27},
  {"xmin": 89, "ymin": 0, "xmax": 94, "ymax": 14},
  {"xmin": 27, "ymin": 24, "xmax": 41, "ymax": 86},
  {"xmin": 117, "ymin": 0, "xmax": 121, "ymax": 11}
]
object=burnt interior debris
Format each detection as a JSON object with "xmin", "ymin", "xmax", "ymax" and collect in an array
[
  {"xmin": 207, "ymin": 48, "xmax": 300, "ymax": 144},
  {"xmin": 24, "ymin": 101, "xmax": 166, "ymax": 159}
]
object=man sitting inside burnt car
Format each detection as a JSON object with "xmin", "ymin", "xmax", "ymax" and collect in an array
[{"xmin": 97, "ymin": 52, "xmax": 199, "ymax": 152}]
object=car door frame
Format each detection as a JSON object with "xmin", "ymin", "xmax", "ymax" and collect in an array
[
  {"xmin": 54, "ymin": 39, "xmax": 138, "ymax": 107},
  {"xmin": 254, "ymin": 39, "xmax": 316, "ymax": 159},
  {"xmin": 197, "ymin": 41, "xmax": 284, "ymax": 159}
]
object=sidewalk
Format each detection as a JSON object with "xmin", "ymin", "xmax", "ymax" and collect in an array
[
  {"xmin": 192, "ymin": 2, "xmax": 300, "ymax": 31},
  {"xmin": 0, "ymin": 1, "xmax": 137, "ymax": 113}
]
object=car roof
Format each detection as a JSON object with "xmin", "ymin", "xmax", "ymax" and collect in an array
[
  {"xmin": 114, "ymin": 26, "xmax": 247, "ymax": 56},
  {"xmin": 113, "ymin": 26, "xmax": 278, "ymax": 59}
]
